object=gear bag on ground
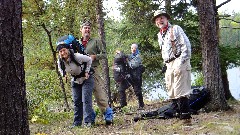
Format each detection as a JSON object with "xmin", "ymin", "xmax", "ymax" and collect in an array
[{"xmin": 134, "ymin": 86, "xmax": 209, "ymax": 122}]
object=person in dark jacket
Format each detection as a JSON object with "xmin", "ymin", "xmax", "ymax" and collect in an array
[{"xmin": 116, "ymin": 44, "xmax": 145, "ymax": 109}]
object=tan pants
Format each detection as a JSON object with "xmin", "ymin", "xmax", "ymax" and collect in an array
[
  {"xmin": 92, "ymin": 67, "xmax": 109, "ymax": 113},
  {"xmin": 165, "ymin": 58, "xmax": 191, "ymax": 99}
]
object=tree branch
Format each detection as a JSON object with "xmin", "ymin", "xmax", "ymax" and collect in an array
[
  {"xmin": 220, "ymin": 26, "xmax": 240, "ymax": 29},
  {"xmin": 216, "ymin": 0, "xmax": 231, "ymax": 9},
  {"xmin": 34, "ymin": 0, "xmax": 44, "ymax": 15},
  {"xmin": 220, "ymin": 18, "xmax": 240, "ymax": 24}
]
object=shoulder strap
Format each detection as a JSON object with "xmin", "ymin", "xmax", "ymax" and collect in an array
[
  {"xmin": 69, "ymin": 50, "xmax": 87, "ymax": 77},
  {"xmin": 170, "ymin": 25, "xmax": 177, "ymax": 55},
  {"xmin": 72, "ymin": 38, "xmax": 86, "ymax": 54},
  {"xmin": 170, "ymin": 25, "xmax": 175, "ymax": 43},
  {"xmin": 69, "ymin": 50, "xmax": 80, "ymax": 66},
  {"xmin": 59, "ymin": 57, "xmax": 66, "ymax": 77}
]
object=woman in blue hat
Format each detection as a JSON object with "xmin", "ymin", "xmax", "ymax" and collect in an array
[{"xmin": 56, "ymin": 39, "xmax": 95, "ymax": 128}]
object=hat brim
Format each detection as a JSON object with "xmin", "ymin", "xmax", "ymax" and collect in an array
[{"xmin": 152, "ymin": 13, "xmax": 171, "ymax": 23}]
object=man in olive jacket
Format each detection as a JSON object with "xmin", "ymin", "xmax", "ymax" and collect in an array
[{"xmin": 79, "ymin": 20, "xmax": 113, "ymax": 125}]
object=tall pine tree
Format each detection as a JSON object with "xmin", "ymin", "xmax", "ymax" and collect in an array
[
  {"xmin": 0, "ymin": 0, "xmax": 30, "ymax": 134},
  {"xmin": 197, "ymin": 0, "xmax": 229, "ymax": 111}
]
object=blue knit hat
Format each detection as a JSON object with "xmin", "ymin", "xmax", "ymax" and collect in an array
[{"xmin": 56, "ymin": 44, "xmax": 69, "ymax": 52}]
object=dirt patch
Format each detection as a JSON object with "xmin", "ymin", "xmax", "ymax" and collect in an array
[{"xmin": 30, "ymin": 101, "xmax": 240, "ymax": 135}]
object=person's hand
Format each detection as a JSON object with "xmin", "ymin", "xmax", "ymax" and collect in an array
[
  {"xmin": 161, "ymin": 64, "xmax": 167, "ymax": 74},
  {"xmin": 90, "ymin": 55, "xmax": 96, "ymax": 61},
  {"xmin": 85, "ymin": 72, "xmax": 89, "ymax": 79}
]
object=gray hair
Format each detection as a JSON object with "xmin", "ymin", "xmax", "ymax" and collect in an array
[{"xmin": 131, "ymin": 43, "xmax": 138, "ymax": 48}]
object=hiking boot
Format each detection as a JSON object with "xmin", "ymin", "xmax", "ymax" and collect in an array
[
  {"xmin": 104, "ymin": 107, "xmax": 113, "ymax": 125},
  {"xmin": 178, "ymin": 97, "xmax": 191, "ymax": 119}
]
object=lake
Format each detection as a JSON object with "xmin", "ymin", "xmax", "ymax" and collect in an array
[{"xmin": 147, "ymin": 67, "xmax": 240, "ymax": 100}]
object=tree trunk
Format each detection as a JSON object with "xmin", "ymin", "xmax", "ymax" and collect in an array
[
  {"xmin": 214, "ymin": 0, "xmax": 235, "ymax": 101},
  {"xmin": 222, "ymin": 68, "xmax": 234, "ymax": 100},
  {"xmin": 0, "ymin": 1, "xmax": 30, "ymax": 134},
  {"xmin": 96, "ymin": 0, "xmax": 112, "ymax": 107},
  {"xmin": 197, "ymin": 0, "xmax": 229, "ymax": 111}
]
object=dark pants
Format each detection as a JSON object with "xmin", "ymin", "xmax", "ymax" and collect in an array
[
  {"xmin": 118, "ymin": 67, "xmax": 144, "ymax": 108},
  {"xmin": 71, "ymin": 75, "xmax": 94, "ymax": 126}
]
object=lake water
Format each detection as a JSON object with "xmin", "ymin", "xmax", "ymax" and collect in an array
[{"xmin": 147, "ymin": 67, "xmax": 240, "ymax": 100}]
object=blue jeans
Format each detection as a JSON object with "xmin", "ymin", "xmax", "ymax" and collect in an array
[{"xmin": 71, "ymin": 75, "xmax": 94, "ymax": 126}]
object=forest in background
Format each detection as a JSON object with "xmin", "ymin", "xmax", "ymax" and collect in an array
[
  {"xmin": 22, "ymin": 0, "xmax": 240, "ymax": 120},
  {"xmin": 1, "ymin": 0, "xmax": 240, "ymax": 134}
]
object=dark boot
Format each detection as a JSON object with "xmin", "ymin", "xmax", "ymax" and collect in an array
[
  {"xmin": 178, "ymin": 97, "xmax": 191, "ymax": 120},
  {"xmin": 137, "ymin": 93, "xmax": 144, "ymax": 109},
  {"xmin": 166, "ymin": 99, "xmax": 179, "ymax": 118}
]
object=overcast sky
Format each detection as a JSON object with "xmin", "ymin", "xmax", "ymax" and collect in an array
[
  {"xmin": 103, "ymin": 0, "xmax": 239, "ymax": 20},
  {"xmin": 216, "ymin": 0, "xmax": 240, "ymax": 14}
]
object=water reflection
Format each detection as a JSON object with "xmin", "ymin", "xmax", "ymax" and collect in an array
[
  {"xmin": 227, "ymin": 67, "xmax": 240, "ymax": 100},
  {"xmin": 147, "ymin": 67, "xmax": 240, "ymax": 100}
]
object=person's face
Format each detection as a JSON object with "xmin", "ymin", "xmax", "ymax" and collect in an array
[
  {"xmin": 131, "ymin": 46, "xmax": 137, "ymax": 54},
  {"xmin": 155, "ymin": 15, "xmax": 168, "ymax": 29},
  {"xmin": 59, "ymin": 48, "xmax": 69, "ymax": 60},
  {"xmin": 80, "ymin": 26, "xmax": 91, "ymax": 39}
]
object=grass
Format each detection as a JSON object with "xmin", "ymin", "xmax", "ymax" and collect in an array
[{"xmin": 30, "ymin": 100, "xmax": 240, "ymax": 135}]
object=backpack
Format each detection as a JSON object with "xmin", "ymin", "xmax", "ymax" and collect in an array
[
  {"xmin": 128, "ymin": 54, "xmax": 142, "ymax": 69},
  {"xmin": 56, "ymin": 34, "xmax": 92, "ymax": 78},
  {"xmin": 113, "ymin": 51, "xmax": 129, "ymax": 83},
  {"xmin": 188, "ymin": 86, "xmax": 209, "ymax": 112},
  {"xmin": 134, "ymin": 86, "xmax": 209, "ymax": 121},
  {"xmin": 56, "ymin": 34, "xmax": 86, "ymax": 54},
  {"xmin": 159, "ymin": 86, "xmax": 209, "ymax": 118}
]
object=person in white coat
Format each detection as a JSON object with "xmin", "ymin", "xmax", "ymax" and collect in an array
[{"xmin": 152, "ymin": 10, "xmax": 192, "ymax": 122}]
